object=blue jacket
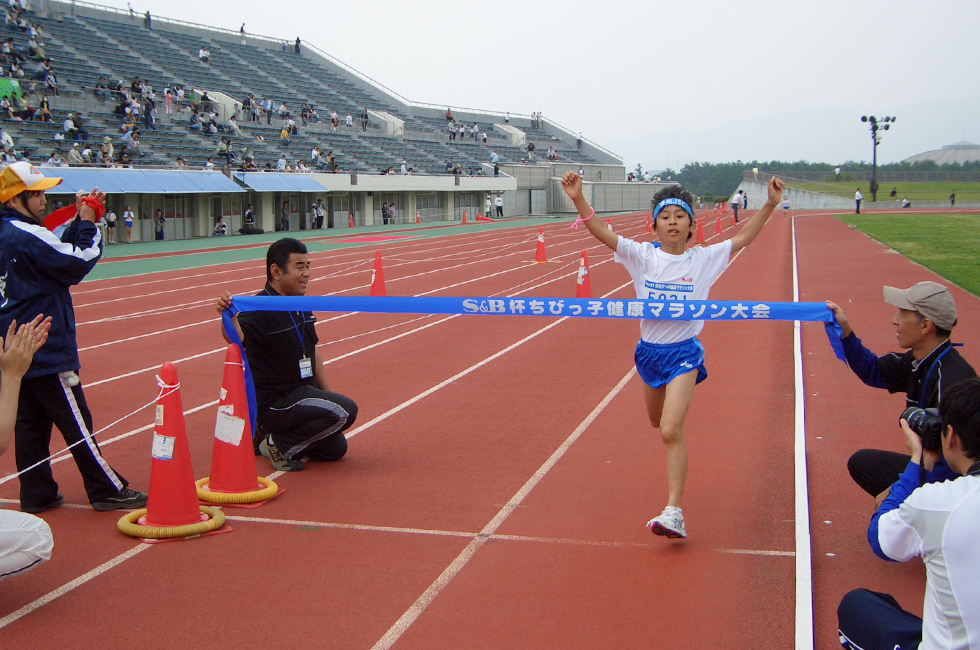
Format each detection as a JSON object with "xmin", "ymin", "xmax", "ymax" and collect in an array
[{"xmin": 0, "ymin": 206, "xmax": 102, "ymax": 377}]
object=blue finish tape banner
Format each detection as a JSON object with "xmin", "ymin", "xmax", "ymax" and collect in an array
[{"xmin": 227, "ymin": 295, "xmax": 845, "ymax": 360}]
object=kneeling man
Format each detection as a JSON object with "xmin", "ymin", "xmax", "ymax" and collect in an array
[{"xmin": 216, "ymin": 238, "xmax": 357, "ymax": 471}]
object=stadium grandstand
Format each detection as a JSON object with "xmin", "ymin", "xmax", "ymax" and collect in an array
[{"xmin": 0, "ymin": 0, "xmax": 660, "ymax": 240}]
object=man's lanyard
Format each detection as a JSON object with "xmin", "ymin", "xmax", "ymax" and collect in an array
[
  {"xmin": 287, "ymin": 311, "xmax": 313, "ymax": 379},
  {"xmin": 918, "ymin": 344, "xmax": 959, "ymax": 408}
]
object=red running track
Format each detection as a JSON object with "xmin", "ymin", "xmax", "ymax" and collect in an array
[{"xmin": 3, "ymin": 210, "xmax": 970, "ymax": 647}]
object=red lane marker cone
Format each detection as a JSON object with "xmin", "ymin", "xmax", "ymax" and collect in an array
[
  {"xmin": 461, "ymin": 209, "xmax": 468, "ymax": 225},
  {"xmin": 645, "ymin": 215, "xmax": 652, "ymax": 233},
  {"xmin": 696, "ymin": 218, "xmax": 705, "ymax": 243},
  {"xmin": 204, "ymin": 345, "xmax": 264, "ymax": 494},
  {"xmin": 145, "ymin": 362, "xmax": 206, "ymax": 527},
  {"xmin": 714, "ymin": 212, "xmax": 723, "ymax": 235},
  {"xmin": 606, "ymin": 218, "xmax": 613, "ymax": 232},
  {"xmin": 370, "ymin": 250, "xmax": 386, "ymax": 296},
  {"xmin": 533, "ymin": 227, "xmax": 547, "ymax": 263},
  {"xmin": 348, "ymin": 213, "xmax": 354, "ymax": 228},
  {"xmin": 575, "ymin": 250, "xmax": 592, "ymax": 298},
  {"xmin": 416, "ymin": 211, "xmax": 420, "ymax": 225}
]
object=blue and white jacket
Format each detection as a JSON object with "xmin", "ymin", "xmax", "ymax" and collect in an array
[{"xmin": 0, "ymin": 207, "xmax": 102, "ymax": 378}]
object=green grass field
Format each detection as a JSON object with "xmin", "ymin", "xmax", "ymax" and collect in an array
[
  {"xmin": 837, "ymin": 214, "xmax": 980, "ymax": 296},
  {"xmin": 791, "ymin": 180, "xmax": 980, "ymax": 202}
]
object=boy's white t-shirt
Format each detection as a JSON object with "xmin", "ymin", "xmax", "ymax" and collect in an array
[{"xmin": 614, "ymin": 236, "xmax": 733, "ymax": 344}]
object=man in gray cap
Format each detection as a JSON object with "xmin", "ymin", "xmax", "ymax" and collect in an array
[{"xmin": 827, "ymin": 281, "xmax": 976, "ymax": 502}]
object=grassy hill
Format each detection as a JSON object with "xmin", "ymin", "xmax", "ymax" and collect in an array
[{"xmin": 787, "ymin": 180, "xmax": 980, "ymax": 202}]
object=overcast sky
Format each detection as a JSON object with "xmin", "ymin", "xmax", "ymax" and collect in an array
[{"xmin": 93, "ymin": 0, "xmax": 980, "ymax": 171}]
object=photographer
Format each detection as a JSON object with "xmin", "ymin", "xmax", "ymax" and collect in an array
[
  {"xmin": 828, "ymin": 282, "xmax": 976, "ymax": 501},
  {"xmin": 837, "ymin": 377, "xmax": 980, "ymax": 650}
]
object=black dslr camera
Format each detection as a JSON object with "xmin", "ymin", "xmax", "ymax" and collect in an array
[{"xmin": 901, "ymin": 407, "xmax": 945, "ymax": 452}]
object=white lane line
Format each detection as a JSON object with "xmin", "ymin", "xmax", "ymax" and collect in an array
[
  {"xmin": 791, "ymin": 214, "xmax": 814, "ymax": 650},
  {"xmin": 370, "ymin": 367, "xmax": 637, "ymax": 650},
  {"xmin": 719, "ymin": 548, "xmax": 796, "ymax": 557},
  {"xmin": 0, "ymin": 544, "xmax": 152, "ymax": 630}
]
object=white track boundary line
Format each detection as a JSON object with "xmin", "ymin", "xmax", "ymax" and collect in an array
[
  {"xmin": 792, "ymin": 214, "xmax": 814, "ymax": 649},
  {"xmin": 0, "ymin": 544, "xmax": 151, "ymax": 630},
  {"xmin": 370, "ymin": 367, "xmax": 636, "ymax": 650}
]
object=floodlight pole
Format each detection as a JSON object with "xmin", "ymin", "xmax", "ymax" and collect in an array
[{"xmin": 860, "ymin": 115, "xmax": 896, "ymax": 202}]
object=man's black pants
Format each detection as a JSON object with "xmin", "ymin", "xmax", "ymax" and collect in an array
[
  {"xmin": 847, "ymin": 449, "xmax": 911, "ymax": 497},
  {"xmin": 837, "ymin": 588, "xmax": 921, "ymax": 650},
  {"xmin": 258, "ymin": 385, "xmax": 358, "ymax": 461},
  {"xmin": 15, "ymin": 374, "xmax": 127, "ymax": 510}
]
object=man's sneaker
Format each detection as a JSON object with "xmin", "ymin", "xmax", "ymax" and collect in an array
[
  {"xmin": 92, "ymin": 488, "xmax": 148, "ymax": 511},
  {"xmin": 22, "ymin": 492, "xmax": 64, "ymax": 514},
  {"xmin": 647, "ymin": 506, "xmax": 687, "ymax": 539},
  {"xmin": 259, "ymin": 436, "xmax": 304, "ymax": 472},
  {"xmin": 253, "ymin": 424, "xmax": 268, "ymax": 457}
]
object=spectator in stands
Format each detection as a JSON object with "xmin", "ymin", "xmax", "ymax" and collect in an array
[
  {"xmin": 65, "ymin": 143, "xmax": 84, "ymax": 166},
  {"xmin": 361, "ymin": 108, "xmax": 368, "ymax": 132},
  {"xmin": 43, "ymin": 69, "xmax": 57, "ymax": 96},
  {"xmin": 227, "ymin": 115, "xmax": 242, "ymax": 135},
  {"xmin": 279, "ymin": 126, "xmax": 291, "ymax": 147},
  {"xmin": 345, "ymin": 112, "xmax": 352, "ymax": 131},
  {"xmin": 310, "ymin": 145, "xmax": 321, "ymax": 164},
  {"xmin": 121, "ymin": 128, "xmax": 141, "ymax": 157},
  {"xmin": 130, "ymin": 76, "xmax": 143, "ymax": 95},
  {"xmin": 285, "ymin": 114, "xmax": 297, "ymax": 135},
  {"xmin": 330, "ymin": 110, "xmax": 338, "ymax": 132},
  {"xmin": 144, "ymin": 10, "xmax": 151, "ymax": 29},
  {"xmin": 69, "ymin": 112, "xmax": 89, "ymax": 141},
  {"xmin": 276, "ymin": 101, "xmax": 287, "ymax": 122},
  {"xmin": 445, "ymin": 158, "xmax": 453, "ymax": 173},
  {"xmin": 447, "ymin": 120, "xmax": 456, "ymax": 142},
  {"xmin": 493, "ymin": 162, "xmax": 499, "ymax": 177},
  {"xmin": 490, "ymin": 149, "xmax": 499, "ymax": 165},
  {"xmin": 400, "ymin": 160, "xmax": 408, "ymax": 175},
  {"xmin": 115, "ymin": 152, "xmax": 134, "ymax": 168},
  {"xmin": 0, "ymin": 97, "xmax": 17, "ymax": 121},
  {"xmin": 27, "ymin": 36, "xmax": 44, "ymax": 60},
  {"xmin": 189, "ymin": 111, "xmax": 202, "ymax": 130},
  {"xmin": 0, "ymin": 129, "xmax": 13, "ymax": 152},
  {"xmin": 470, "ymin": 124, "xmax": 478, "ymax": 141},
  {"xmin": 294, "ymin": 37, "xmax": 301, "ymax": 55},
  {"xmin": 217, "ymin": 137, "xmax": 235, "ymax": 164},
  {"xmin": 199, "ymin": 46, "xmax": 211, "ymax": 64},
  {"xmin": 326, "ymin": 151, "xmax": 336, "ymax": 173},
  {"xmin": 481, "ymin": 131, "xmax": 487, "ymax": 147},
  {"xmin": 61, "ymin": 113, "xmax": 77, "ymax": 139},
  {"xmin": 262, "ymin": 97, "xmax": 273, "ymax": 125},
  {"xmin": 277, "ymin": 154, "xmax": 287, "ymax": 172},
  {"xmin": 213, "ymin": 217, "xmax": 227, "ymax": 237},
  {"xmin": 95, "ymin": 76, "xmax": 109, "ymax": 104},
  {"xmin": 458, "ymin": 123, "xmax": 465, "ymax": 141},
  {"xmin": 143, "ymin": 99, "xmax": 156, "ymax": 131},
  {"xmin": 445, "ymin": 108, "xmax": 453, "ymax": 122},
  {"xmin": 175, "ymin": 85, "xmax": 185, "ymax": 111},
  {"xmin": 153, "ymin": 209, "xmax": 165, "ymax": 240},
  {"xmin": 44, "ymin": 150, "xmax": 64, "ymax": 167},
  {"xmin": 526, "ymin": 141, "xmax": 536, "ymax": 161},
  {"xmin": 204, "ymin": 157, "xmax": 215, "ymax": 171},
  {"xmin": 308, "ymin": 107, "xmax": 319, "ymax": 124}
]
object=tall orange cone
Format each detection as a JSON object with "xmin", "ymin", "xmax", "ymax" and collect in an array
[
  {"xmin": 645, "ymin": 215, "xmax": 652, "ymax": 233},
  {"xmin": 204, "ymin": 346, "xmax": 263, "ymax": 493},
  {"xmin": 145, "ymin": 363, "xmax": 205, "ymax": 527},
  {"xmin": 714, "ymin": 211, "xmax": 723, "ymax": 235},
  {"xmin": 370, "ymin": 250, "xmax": 386, "ymax": 296},
  {"xmin": 606, "ymin": 218, "xmax": 613, "ymax": 232},
  {"xmin": 348, "ymin": 213, "xmax": 354, "ymax": 228},
  {"xmin": 696, "ymin": 217, "xmax": 705, "ymax": 243},
  {"xmin": 461, "ymin": 209, "xmax": 468, "ymax": 225},
  {"xmin": 416, "ymin": 211, "xmax": 420, "ymax": 225},
  {"xmin": 575, "ymin": 250, "xmax": 592, "ymax": 298},
  {"xmin": 533, "ymin": 227, "xmax": 547, "ymax": 263}
]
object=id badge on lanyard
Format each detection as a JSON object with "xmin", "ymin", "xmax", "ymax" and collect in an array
[{"xmin": 299, "ymin": 356, "xmax": 313, "ymax": 378}]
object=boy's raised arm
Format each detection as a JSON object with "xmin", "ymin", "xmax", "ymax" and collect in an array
[
  {"xmin": 730, "ymin": 177, "xmax": 785, "ymax": 254},
  {"xmin": 560, "ymin": 172, "xmax": 618, "ymax": 251}
]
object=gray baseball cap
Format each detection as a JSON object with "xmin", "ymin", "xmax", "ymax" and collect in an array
[{"xmin": 883, "ymin": 281, "xmax": 957, "ymax": 330}]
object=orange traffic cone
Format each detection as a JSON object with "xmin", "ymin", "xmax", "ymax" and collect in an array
[
  {"xmin": 575, "ymin": 250, "xmax": 592, "ymax": 298},
  {"xmin": 348, "ymin": 213, "xmax": 354, "ymax": 228},
  {"xmin": 696, "ymin": 218, "xmax": 705, "ymax": 243},
  {"xmin": 196, "ymin": 345, "xmax": 278, "ymax": 506},
  {"xmin": 416, "ymin": 211, "xmax": 420, "ymax": 225},
  {"xmin": 370, "ymin": 250, "xmax": 386, "ymax": 296},
  {"xmin": 645, "ymin": 215, "xmax": 652, "ymax": 233},
  {"xmin": 476, "ymin": 214, "xmax": 493, "ymax": 222},
  {"xmin": 146, "ymin": 363, "xmax": 209, "ymax": 526},
  {"xmin": 116, "ymin": 362, "xmax": 226, "ymax": 540},
  {"xmin": 461, "ymin": 209, "xmax": 468, "ymax": 225},
  {"xmin": 606, "ymin": 218, "xmax": 613, "ymax": 232},
  {"xmin": 714, "ymin": 212, "xmax": 723, "ymax": 235},
  {"xmin": 533, "ymin": 227, "xmax": 547, "ymax": 263}
]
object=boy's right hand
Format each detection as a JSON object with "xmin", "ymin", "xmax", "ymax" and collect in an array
[
  {"xmin": 1, "ymin": 316, "xmax": 50, "ymax": 379},
  {"xmin": 560, "ymin": 171, "xmax": 583, "ymax": 201}
]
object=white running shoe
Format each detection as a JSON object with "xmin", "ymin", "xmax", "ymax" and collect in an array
[{"xmin": 647, "ymin": 506, "xmax": 687, "ymax": 539}]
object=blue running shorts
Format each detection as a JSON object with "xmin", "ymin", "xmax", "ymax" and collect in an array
[{"xmin": 634, "ymin": 338, "xmax": 707, "ymax": 389}]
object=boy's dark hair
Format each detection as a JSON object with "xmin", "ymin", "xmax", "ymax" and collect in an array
[
  {"xmin": 940, "ymin": 377, "xmax": 980, "ymax": 460},
  {"xmin": 266, "ymin": 238, "xmax": 307, "ymax": 282},
  {"xmin": 650, "ymin": 184, "xmax": 696, "ymax": 241}
]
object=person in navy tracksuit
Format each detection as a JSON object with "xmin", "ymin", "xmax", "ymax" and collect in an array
[{"xmin": 0, "ymin": 162, "xmax": 147, "ymax": 513}]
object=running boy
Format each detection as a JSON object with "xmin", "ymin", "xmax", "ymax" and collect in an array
[{"xmin": 560, "ymin": 172, "xmax": 785, "ymax": 538}]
